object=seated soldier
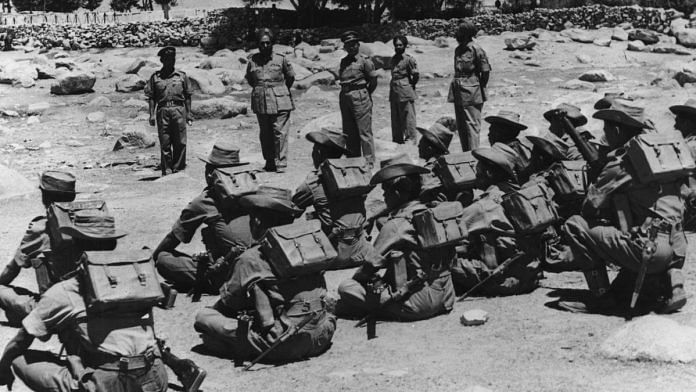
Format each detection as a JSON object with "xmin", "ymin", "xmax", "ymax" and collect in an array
[
  {"xmin": 153, "ymin": 142, "xmax": 253, "ymax": 293},
  {"xmin": 194, "ymin": 186, "xmax": 336, "ymax": 363},
  {"xmin": 670, "ymin": 99, "xmax": 696, "ymax": 230},
  {"xmin": 0, "ymin": 171, "xmax": 75, "ymax": 326},
  {"xmin": 451, "ymin": 144, "xmax": 542, "ymax": 296},
  {"xmin": 542, "ymin": 103, "xmax": 593, "ymax": 162},
  {"xmin": 337, "ymin": 156, "xmax": 456, "ymax": 321},
  {"xmin": 416, "ymin": 119, "xmax": 460, "ymax": 204},
  {"xmin": 555, "ymin": 102, "xmax": 688, "ymax": 314},
  {"xmin": 292, "ymin": 128, "xmax": 378, "ymax": 270},
  {"xmin": 485, "ymin": 110, "xmax": 532, "ymax": 182}
]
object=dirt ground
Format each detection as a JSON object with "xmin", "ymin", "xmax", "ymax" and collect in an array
[{"xmin": 2, "ymin": 31, "xmax": 696, "ymax": 392}]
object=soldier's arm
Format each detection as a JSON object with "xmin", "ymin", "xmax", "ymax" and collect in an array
[
  {"xmin": 244, "ymin": 60, "xmax": 255, "ymax": 86},
  {"xmin": 183, "ymin": 73, "xmax": 193, "ymax": 123},
  {"xmin": 409, "ymin": 56, "xmax": 419, "ymax": 87},
  {"xmin": 477, "ymin": 47, "xmax": 491, "ymax": 89},
  {"xmin": 145, "ymin": 73, "xmax": 156, "ymax": 125},
  {"xmin": 364, "ymin": 58, "xmax": 378, "ymax": 95},
  {"xmin": 152, "ymin": 232, "xmax": 180, "ymax": 260},
  {"xmin": 0, "ymin": 328, "xmax": 34, "ymax": 387},
  {"xmin": 282, "ymin": 56, "xmax": 295, "ymax": 89},
  {"xmin": 0, "ymin": 261, "xmax": 20, "ymax": 286}
]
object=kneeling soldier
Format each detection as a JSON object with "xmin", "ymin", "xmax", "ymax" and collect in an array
[{"xmin": 194, "ymin": 187, "xmax": 336, "ymax": 363}]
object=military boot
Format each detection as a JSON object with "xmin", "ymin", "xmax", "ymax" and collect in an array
[
  {"xmin": 558, "ymin": 268, "xmax": 617, "ymax": 313},
  {"xmin": 159, "ymin": 340, "xmax": 206, "ymax": 392},
  {"xmin": 657, "ymin": 268, "xmax": 687, "ymax": 314}
]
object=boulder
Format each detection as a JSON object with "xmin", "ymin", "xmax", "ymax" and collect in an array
[
  {"xmin": 290, "ymin": 63, "xmax": 312, "ymax": 80},
  {"xmin": 198, "ymin": 56, "xmax": 245, "ymax": 71},
  {"xmin": 301, "ymin": 85, "xmax": 335, "ymax": 101},
  {"xmin": 406, "ymin": 36, "xmax": 433, "ymax": 46},
  {"xmin": 50, "ymin": 71, "xmax": 96, "ymax": 95},
  {"xmin": 320, "ymin": 38, "xmax": 342, "ymax": 48},
  {"xmin": 629, "ymin": 29, "xmax": 660, "ymax": 44},
  {"xmin": 299, "ymin": 112, "xmax": 342, "ymax": 137},
  {"xmin": 0, "ymin": 63, "xmax": 38, "ymax": 88},
  {"xmin": 301, "ymin": 45, "xmax": 321, "ymax": 61},
  {"xmin": 191, "ymin": 98, "xmax": 247, "ymax": 119},
  {"xmin": 600, "ymin": 315, "xmax": 696, "ymax": 363},
  {"xmin": 126, "ymin": 58, "xmax": 158, "ymax": 74},
  {"xmin": 675, "ymin": 70, "xmax": 696, "ymax": 86},
  {"xmin": 504, "ymin": 36, "xmax": 536, "ymax": 50},
  {"xmin": 593, "ymin": 37, "xmax": 612, "ymax": 47},
  {"xmin": 137, "ymin": 67, "xmax": 159, "ymax": 81},
  {"xmin": 115, "ymin": 74, "xmax": 146, "ymax": 92},
  {"xmin": 123, "ymin": 98, "xmax": 148, "ymax": 111},
  {"xmin": 87, "ymin": 96, "xmax": 112, "ymax": 107},
  {"xmin": 651, "ymin": 44, "xmax": 678, "ymax": 54},
  {"xmin": 113, "ymin": 128, "xmax": 156, "ymax": 151},
  {"xmin": 460, "ymin": 309, "xmax": 489, "ymax": 326},
  {"xmin": 434, "ymin": 36, "xmax": 450, "ymax": 48},
  {"xmin": 0, "ymin": 163, "xmax": 35, "ymax": 200},
  {"xmin": 561, "ymin": 79, "xmax": 596, "ymax": 91},
  {"xmin": 675, "ymin": 28, "xmax": 696, "ymax": 48},
  {"xmin": 26, "ymin": 102, "xmax": 50, "ymax": 115},
  {"xmin": 671, "ymin": 18, "xmax": 690, "ymax": 34},
  {"xmin": 627, "ymin": 40, "xmax": 647, "ymax": 51},
  {"xmin": 576, "ymin": 54, "xmax": 591, "ymax": 64},
  {"xmin": 319, "ymin": 45, "xmax": 334, "ymax": 54},
  {"xmin": 359, "ymin": 41, "xmax": 393, "ymax": 70},
  {"xmin": 294, "ymin": 71, "xmax": 336, "ymax": 90},
  {"xmin": 562, "ymin": 28, "xmax": 594, "ymax": 43},
  {"xmin": 611, "ymin": 27, "xmax": 629, "ymax": 41},
  {"xmin": 579, "ymin": 69, "xmax": 615, "ymax": 82},
  {"xmin": 211, "ymin": 68, "xmax": 246, "ymax": 86},
  {"xmin": 185, "ymin": 69, "xmax": 226, "ymax": 95},
  {"xmin": 31, "ymin": 56, "xmax": 57, "ymax": 79}
]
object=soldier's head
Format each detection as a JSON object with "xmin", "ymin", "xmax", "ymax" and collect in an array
[
  {"xmin": 527, "ymin": 134, "xmax": 568, "ymax": 171},
  {"xmin": 257, "ymin": 28, "xmax": 274, "ymax": 56},
  {"xmin": 593, "ymin": 100, "xmax": 648, "ymax": 150},
  {"xmin": 473, "ymin": 144, "xmax": 521, "ymax": 186},
  {"xmin": 670, "ymin": 99, "xmax": 696, "ymax": 137},
  {"xmin": 157, "ymin": 46, "xmax": 176, "ymax": 69},
  {"xmin": 342, "ymin": 31, "xmax": 360, "ymax": 57},
  {"xmin": 199, "ymin": 142, "xmax": 250, "ymax": 186},
  {"xmin": 305, "ymin": 128, "xmax": 351, "ymax": 168},
  {"xmin": 239, "ymin": 186, "xmax": 301, "ymax": 240},
  {"xmin": 370, "ymin": 154, "xmax": 429, "ymax": 209},
  {"xmin": 456, "ymin": 20, "xmax": 478, "ymax": 44},
  {"xmin": 485, "ymin": 111, "xmax": 527, "ymax": 145},
  {"xmin": 393, "ymin": 35, "xmax": 408, "ymax": 55},
  {"xmin": 39, "ymin": 170, "xmax": 76, "ymax": 208},
  {"xmin": 544, "ymin": 103, "xmax": 587, "ymax": 137},
  {"xmin": 417, "ymin": 122, "xmax": 454, "ymax": 160}
]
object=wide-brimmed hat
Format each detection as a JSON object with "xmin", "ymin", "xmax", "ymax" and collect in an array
[
  {"xmin": 341, "ymin": 31, "xmax": 360, "ymax": 44},
  {"xmin": 306, "ymin": 128, "xmax": 351, "ymax": 155},
  {"xmin": 669, "ymin": 98, "xmax": 696, "ymax": 118},
  {"xmin": 370, "ymin": 153, "xmax": 429, "ymax": 185},
  {"xmin": 472, "ymin": 143, "xmax": 521, "ymax": 179},
  {"xmin": 593, "ymin": 100, "xmax": 649, "ymax": 129},
  {"xmin": 485, "ymin": 111, "xmax": 528, "ymax": 131},
  {"xmin": 157, "ymin": 46, "xmax": 176, "ymax": 58},
  {"xmin": 239, "ymin": 186, "xmax": 302, "ymax": 215},
  {"xmin": 527, "ymin": 134, "xmax": 570, "ymax": 161},
  {"xmin": 593, "ymin": 92, "xmax": 629, "ymax": 110},
  {"xmin": 417, "ymin": 123, "xmax": 454, "ymax": 153},
  {"xmin": 543, "ymin": 103, "xmax": 588, "ymax": 127},
  {"xmin": 199, "ymin": 142, "xmax": 250, "ymax": 167},
  {"xmin": 39, "ymin": 170, "xmax": 76, "ymax": 194},
  {"xmin": 58, "ymin": 211, "xmax": 126, "ymax": 241}
]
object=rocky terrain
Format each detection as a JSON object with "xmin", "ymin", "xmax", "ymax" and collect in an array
[{"xmin": 1, "ymin": 20, "xmax": 696, "ymax": 392}]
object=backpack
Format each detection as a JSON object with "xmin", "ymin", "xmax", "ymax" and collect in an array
[
  {"xmin": 320, "ymin": 157, "xmax": 374, "ymax": 199},
  {"xmin": 501, "ymin": 182, "xmax": 559, "ymax": 235},
  {"xmin": 433, "ymin": 152, "xmax": 480, "ymax": 190},
  {"xmin": 626, "ymin": 132, "xmax": 696, "ymax": 184},
  {"xmin": 261, "ymin": 220, "xmax": 337, "ymax": 278},
  {"xmin": 412, "ymin": 202, "xmax": 468, "ymax": 248},
  {"xmin": 546, "ymin": 160, "xmax": 586, "ymax": 200},
  {"xmin": 46, "ymin": 200, "xmax": 110, "ymax": 250},
  {"xmin": 211, "ymin": 168, "xmax": 259, "ymax": 202},
  {"xmin": 461, "ymin": 193, "xmax": 514, "ymax": 235},
  {"xmin": 83, "ymin": 250, "xmax": 164, "ymax": 313}
]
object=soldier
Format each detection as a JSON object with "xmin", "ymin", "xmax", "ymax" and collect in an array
[
  {"xmin": 416, "ymin": 120, "xmax": 458, "ymax": 204},
  {"xmin": 146, "ymin": 46, "xmax": 192, "ymax": 176},
  {"xmin": 389, "ymin": 35, "xmax": 419, "ymax": 144},
  {"xmin": 292, "ymin": 128, "xmax": 378, "ymax": 270},
  {"xmin": 339, "ymin": 31, "xmax": 378, "ymax": 166},
  {"xmin": 485, "ymin": 110, "xmax": 531, "ymax": 181},
  {"xmin": 246, "ymin": 28, "xmax": 295, "ymax": 173},
  {"xmin": 542, "ymin": 103, "xmax": 592, "ymax": 161},
  {"xmin": 670, "ymin": 98, "xmax": 696, "ymax": 150},
  {"xmin": 555, "ymin": 102, "xmax": 689, "ymax": 314},
  {"xmin": 451, "ymin": 144, "xmax": 541, "ymax": 296},
  {"xmin": 153, "ymin": 143, "xmax": 253, "ymax": 293},
  {"xmin": 194, "ymin": 187, "xmax": 336, "ymax": 363},
  {"xmin": 0, "ymin": 171, "xmax": 75, "ymax": 326},
  {"xmin": 337, "ymin": 155, "xmax": 456, "ymax": 321},
  {"xmin": 448, "ymin": 20, "xmax": 491, "ymax": 152}
]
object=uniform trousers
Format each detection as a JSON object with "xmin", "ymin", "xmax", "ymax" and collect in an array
[
  {"xmin": 454, "ymin": 103, "xmax": 482, "ymax": 152},
  {"xmin": 156, "ymin": 106, "xmax": 187, "ymax": 175},
  {"xmin": 339, "ymin": 90, "xmax": 375, "ymax": 164},
  {"xmin": 390, "ymin": 99, "xmax": 416, "ymax": 144},
  {"xmin": 257, "ymin": 111, "xmax": 290, "ymax": 170}
]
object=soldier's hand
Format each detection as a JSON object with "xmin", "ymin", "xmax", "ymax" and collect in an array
[
  {"xmin": 148, "ymin": 116, "xmax": 156, "ymax": 126},
  {"xmin": 547, "ymin": 108, "xmax": 568, "ymax": 122},
  {"xmin": 187, "ymin": 119, "xmax": 193, "ymax": 126}
]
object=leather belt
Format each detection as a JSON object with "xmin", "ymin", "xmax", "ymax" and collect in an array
[
  {"xmin": 86, "ymin": 347, "xmax": 159, "ymax": 372},
  {"xmin": 341, "ymin": 83, "xmax": 367, "ymax": 92},
  {"xmin": 159, "ymin": 100, "xmax": 183, "ymax": 107}
]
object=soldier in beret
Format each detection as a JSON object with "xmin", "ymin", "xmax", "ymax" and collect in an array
[{"xmin": 390, "ymin": 35, "xmax": 419, "ymax": 144}]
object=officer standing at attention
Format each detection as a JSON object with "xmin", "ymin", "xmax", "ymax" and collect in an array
[
  {"xmin": 448, "ymin": 20, "xmax": 490, "ymax": 152},
  {"xmin": 246, "ymin": 28, "xmax": 296, "ymax": 173},
  {"xmin": 390, "ymin": 35, "xmax": 419, "ymax": 144},
  {"xmin": 146, "ymin": 46, "xmax": 192, "ymax": 176},
  {"xmin": 339, "ymin": 31, "xmax": 378, "ymax": 166}
]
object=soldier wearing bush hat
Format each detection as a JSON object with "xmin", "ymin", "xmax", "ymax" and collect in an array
[
  {"xmin": 670, "ymin": 98, "xmax": 696, "ymax": 151},
  {"xmin": 542, "ymin": 103, "xmax": 594, "ymax": 161},
  {"xmin": 485, "ymin": 111, "xmax": 532, "ymax": 182}
]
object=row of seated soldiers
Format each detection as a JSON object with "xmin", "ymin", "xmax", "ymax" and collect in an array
[{"xmin": 1, "ymin": 93, "xmax": 695, "ymax": 391}]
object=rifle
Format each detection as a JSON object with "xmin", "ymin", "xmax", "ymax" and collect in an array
[
  {"xmin": 190, "ymin": 252, "xmax": 213, "ymax": 303},
  {"xmin": 551, "ymin": 109, "xmax": 603, "ymax": 181},
  {"xmin": 629, "ymin": 223, "xmax": 659, "ymax": 314},
  {"xmin": 244, "ymin": 311, "xmax": 320, "ymax": 371},
  {"xmin": 456, "ymin": 252, "xmax": 525, "ymax": 302},
  {"xmin": 354, "ymin": 270, "xmax": 427, "ymax": 331}
]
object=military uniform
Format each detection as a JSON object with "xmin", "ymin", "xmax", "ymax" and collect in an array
[
  {"xmin": 389, "ymin": 53, "xmax": 418, "ymax": 144},
  {"xmin": 448, "ymin": 41, "xmax": 491, "ymax": 152},
  {"xmin": 246, "ymin": 52, "xmax": 295, "ymax": 171},
  {"xmin": 13, "ymin": 277, "xmax": 167, "ymax": 392},
  {"xmin": 156, "ymin": 188, "xmax": 252, "ymax": 290},
  {"xmin": 145, "ymin": 69, "xmax": 191, "ymax": 175},
  {"xmin": 339, "ymin": 54, "xmax": 378, "ymax": 164},
  {"xmin": 293, "ymin": 171, "xmax": 378, "ymax": 269},
  {"xmin": 338, "ymin": 200, "xmax": 456, "ymax": 320},
  {"xmin": 194, "ymin": 246, "xmax": 335, "ymax": 362}
]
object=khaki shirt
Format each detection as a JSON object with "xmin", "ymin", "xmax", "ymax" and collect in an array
[
  {"xmin": 144, "ymin": 69, "xmax": 191, "ymax": 106},
  {"xmin": 246, "ymin": 52, "xmax": 295, "ymax": 114},
  {"xmin": 11, "ymin": 216, "xmax": 50, "ymax": 269},
  {"xmin": 448, "ymin": 42, "xmax": 491, "ymax": 106},
  {"xmin": 339, "ymin": 54, "xmax": 377, "ymax": 88},
  {"xmin": 390, "ymin": 53, "xmax": 418, "ymax": 102}
]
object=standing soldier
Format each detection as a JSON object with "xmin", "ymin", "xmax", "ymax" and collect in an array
[
  {"xmin": 339, "ymin": 31, "xmax": 378, "ymax": 166},
  {"xmin": 449, "ymin": 20, "xmax": 490, "ymax": 152},
  {"xmin": 246, "ymin": 28, "xmax": 295, "ymax": 173},
  {"xmin": 146, "ymin": 46, "xmax": 192, "ymax": 177},
  {"xmin": 389, "ymin": 35, "xmax": 419, "ymax": 144}
]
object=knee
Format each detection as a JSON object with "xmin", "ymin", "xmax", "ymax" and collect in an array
[{"xmin": 562, "ymin": 215, "xmax": 590, "ymax": 239}]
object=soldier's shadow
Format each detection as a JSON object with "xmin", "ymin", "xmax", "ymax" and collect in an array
[{"xmin": 543, "ymin": 288, "xmax": 643, "ymax": 318}]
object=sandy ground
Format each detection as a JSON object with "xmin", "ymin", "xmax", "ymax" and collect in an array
[{"xmin": 2, "ymin": 31, "xmax": 696, "ymax": 391}]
